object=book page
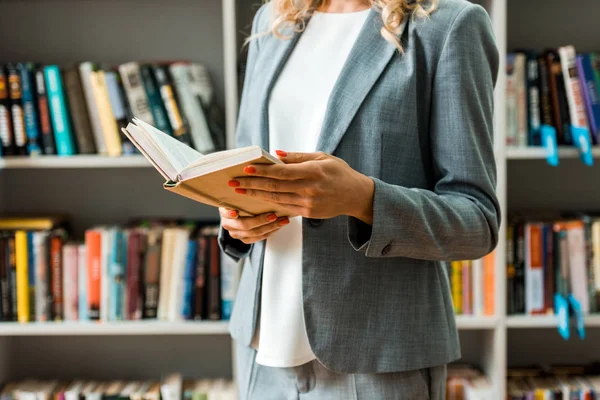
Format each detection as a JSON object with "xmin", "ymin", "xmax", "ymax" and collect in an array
[{"xmin": 133, "ymin": 118, "xmax": 203, "ymax": 175}]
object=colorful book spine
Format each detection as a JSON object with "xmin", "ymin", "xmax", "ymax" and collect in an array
[
  {"xmin": 220, "ymin": 251, "xmax": 239, "ymax": 321},
  {"xmin": 461, "ymin": 260, "xmax": 472, "ymax": 315},
  {"xmin": 79, "ymin": 62, "xmax": 107, "ymax": 154},
  {"xmin": 15, "ymin": 231, "xmax": 29, "ymax": 323},
  {"xmin": 538, "ymin": 55, "xmax": 554, "ymax": 130},
  {"xmin": 542, "ymin": 224, "xmax": 555, "ymax": 314},
  {"xmin": 566, "ymin": 221, "xmax": 590, "ymax": 314},
  {"xmin": 104, "ymin": 70, "xmax": 134, "ymax": 155},
  {"xmin": 0, "ymin": 234, "xmax": 10, "ymax": 320},
  {"xmin": 44, "ymin": 65, "xmax": 76, "ymax": 156},
  {"xmin": 143, "ymin": 230, "xmax": 161, "ymax": 319},
  {"xmin": 63, "ymin": 68, "xmax": 96, "ymax": 154},
  {"xmin": 109, "ymin": 230, "xmax": 126, "ymax": 321},
  {"xmin": 577, "ymin": 54, "xmax": 600, "ymax": 144},
  {"xmin": 182, "ymin": 239, "xmax": 197, "ymax": 320},
  {"xmin": 78, "ymin": 244, "xmax": 88, "ymax": 321},
  {"xmin": 207, "ymin": 235, "xmax": 221, "ymax": 320},
  {"xmin": 559, "ymin": 47, "xmax": 590, "ymax": 130},
  {"xmin": 514, "ymin": 54, "xmax": 528, "ymax": 147},
  {"xmin": 546, "ymin": 51, "xmax": 572, "ymax": 144},
  {"xmin": 118, "ymin": 62, "xmax": 155, "ymax": 125},
  {"xmin": 194, "ymin": 236, "xmax": 208, "ymax": 320},
  {"xmin": 483, "ymin": 251, "xmax": 495, "ymax": 316},
  {"xmin": 0, "ymin": 67, "xmax": 14, "ymax": 156},
  {"xmin": 50, "ymin": 232, "xmax": 64, "ymax": 320},
  {"xmin": 90, "ymin": 70, "xmax": 121, "ymax": 157},
  {"xmin": 34, "ymin": 67, "xmax": 56, "ymax": 155},
  {"xmin": 26, "ymin": 231, "xmax": 35, "ymax": 322},
  {"xmin": 100, "ymin": 229, "xmax": 114, "ymax": 321},
  {"xmin": 506, "ymin": 54, "xmax": 518, "ymax": 146},
  {"xmin": 33, "ymin": 232, "xmax": 49, "ymax": 322},
  {"xmin": 152, "ymin": 65, "xmax": 192, "ymax": 146},
  {"xmin": 140, "ymin": 65, "xmax": 172, "ymax": 135},
  {"xmin": 526, "ymin": 52, "xmax": 541, "ymax": 145},
  {"xmin": 125, "ymin": 231, "xmax": 143, "ymax": 320},
  {"xmin": 7, "ymin": 234, "xmax": 17, "ymax": 321},
  {"xmin": 451, "ymin": 261, "xmax": 462, "ymax": 314},
  {"xmin": 86, "ymin": 230, "xmax": 102, "ymax": 321},
  {"xmin": 525, "ymin": 223, "xmax": 544, "ymax": 314},
  {"xmin": 18, "ymin": 63, "xmax": 41, "ymax": 155},
  {"xmin": 62, "ymin": 244, "xmax": 79, "ymax": 321},
  {"xmin": 6, "ymin": 64, "xmax": 28, "ymax": 155}
]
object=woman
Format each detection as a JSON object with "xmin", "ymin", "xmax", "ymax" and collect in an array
[{"xmin": 219, "ymin": 0, "xmax": 500, "ymax": 397}]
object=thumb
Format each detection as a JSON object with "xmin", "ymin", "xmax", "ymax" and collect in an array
[{"xmin": 275, "ymin": 150, "xmax": 326, "ymax": 164}]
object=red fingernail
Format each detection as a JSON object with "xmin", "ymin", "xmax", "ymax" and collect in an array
[
  {"xmin": 228, "ymin": 180, "xmax": 240, "ymax": 187},
  {"xmin": 244, "ymin": 165, "xmax": 256, "ymax": 174},
  {"xmin": 267, "ymin": 213, "xmax": 277, "ymax": 222},
  {"xmin": 275, "ymin": 150, "xmax": 287, "ymax": 157},
  {"xmin": 235, "ymin": 188, "xmax": 247, "ymax": 194},
  {"xmin": 229, "ymin": 210, "xmax": 238, "ymax": 218},
  {"xmin": 279, "ymin": 218, "xmax": 290, "ymax": 226}
]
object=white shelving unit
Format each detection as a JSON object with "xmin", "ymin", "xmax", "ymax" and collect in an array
[{"xmin": 2, "ymin": 0, "xmax": 594, "ymax": 398}]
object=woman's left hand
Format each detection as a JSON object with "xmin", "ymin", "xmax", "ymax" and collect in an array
[{"xmin": 228, "ymin": 151, "xmax": 375, "ymax": 224}]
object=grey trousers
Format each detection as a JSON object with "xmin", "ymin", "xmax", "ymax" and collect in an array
[{"xmin": 235, "ymin": 342, "xmax": 447, "ymax": 400}]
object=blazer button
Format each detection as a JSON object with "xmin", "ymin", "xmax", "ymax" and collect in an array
[
  {"xmin": 381, "ymin": 244, "xmax": 392, "ymax": 255},
  {"xmin": 308, "ymin": 218, "xmax": 323, "ymax": 227}
]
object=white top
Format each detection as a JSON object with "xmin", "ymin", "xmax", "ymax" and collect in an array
[{"xmin": 255, "ymin": 9, "xmax": 370, "ymax": 368}]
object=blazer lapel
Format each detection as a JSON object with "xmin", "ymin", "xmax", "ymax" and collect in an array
[
  {"xmin": 255, "ymin": 29, "xmax": 302, "ymax": 152},
  {"xmin": 316, "ymin": 10, "xmax": 407, "ymax": 154}
]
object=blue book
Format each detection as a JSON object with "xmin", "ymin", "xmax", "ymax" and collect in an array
[
  {"xmin": 26, "ymin": 231, "xmax": 35, "ymax": 322},
  {"xmin": 578, "ymin": 54, "xmax": 600, "ymax": 144},
  {"xmin": 182, "ymin": 239, "xmax": 197, "ymax": 320},
  {"xmin": 220, "ymin": 252, "xmax": 238, "ymax": 321},
  {"xmin": 78, "ymin": 244, "xmax": 88, "ymax": 321},
  {"xmin": 18, "ymin": 63, "xmax": 41, "ymax": 155},
  {"xmin": 44, "ymin": 65, "xmax": 76, "ymax": 155},
  {"xmin": 109, "ymin": 230, "xmax": 127, "ymax": 321}
]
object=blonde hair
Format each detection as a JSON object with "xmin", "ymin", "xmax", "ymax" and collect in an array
[{"xmin": 263, "ymin": 0, "xmax": 438, "ymax": 52}]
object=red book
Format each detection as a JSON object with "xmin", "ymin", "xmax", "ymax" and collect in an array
[
  {"xmin": 85, "ymin": 230, "xmax": 102, "ymax": 321},
  {"xmin": 50, "ymin": 233, "xmax": 64, "ymax": 321},
  {"xmin": 126, "ymin": 231, "xmax": 145, "ymax": 320}
]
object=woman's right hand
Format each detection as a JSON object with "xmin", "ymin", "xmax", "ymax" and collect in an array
[{"xmin": 219, "ymin": 208, "xmax": 290, "ymax": 245}]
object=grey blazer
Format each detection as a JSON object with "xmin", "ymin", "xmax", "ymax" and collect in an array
[{"xmin": 219, "ymin": 0, "xmax": 500, "ymax": 374}]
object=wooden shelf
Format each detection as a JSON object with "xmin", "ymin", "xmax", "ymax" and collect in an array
[
  {"xmin": 507, "ymin": 315, "xmax": 600, "ymax": 328},
  {"xmin": 0, "ymin": 155, "xmax": 151, "ymax": 169},
  {"xmin": 506, "ymin": 146, "xmax": 600, "ymax": 160},
  {"xmin": 455, "ymin": 315, "xmax": 498, "ymax": 330},
  {"xmin": 0, "ymin": 321, "xmax": 230, "ymax": 336}
]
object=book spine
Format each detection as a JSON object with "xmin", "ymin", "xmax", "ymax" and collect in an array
[
  {"xmin": 538, "ymin": 55, "xmax": 554, "ymax": 129},
  {"xmin": 182, "ymin": 239, "xmax": 197, "ymax": 320},
  {"xmin": 18, "ymin": 63, "xmax": 41, "ymax": 155},
  {"xmin": 6, "ymin": 64, "xmax": 28, "ymax": 155},
  {"xmin": 86, "ymin": 230, "xmax": 101, "ymax": 321},
  {"xmin": 194, "ymin": 236, "xmax": 208, "ymax": 320},
  {"xmin": 566, "ymin": 223, "xmax": 590, "ymax": 314},
  {"xmin": 483, "ymin": 250, "xmax": 495, "ymax": 316},
  {"xmin": 515, "ymin": 54, "xmax": 529, "ymax": 147},
  {"xmin": 15, "ymin": 230, "xmax": 29, "ymax": 323},
  {"xmin": 90, "ymin": 70, "xmax": 121, "ymax": 156},
  {"xmin": 461, "ymin": 260, "xmax": 471, "ymax": 315},
  {"xmin": 62, "ymin": 244, "xmax": 79, "ymax": 321},
  {"xmin": 104, "ymin": 71, "xmax": 135, "ymax": 155},
  {"xmin": 34, "ymin": 68, "xmax": 56, "ymax": 155},
  {"xmin": 526, "ymin": 53, "xmax": 541, "ymax": 145},
  {"xmin": 79, "ymin": 62, "xmax": 107, "ymax": 154},
  {"xmin": 63, "ymin": 68, "xmax": 96, "ymax": 154},
  {"xmin": 8, "ymin": 234, "xmax": 17, "ymax": 321},
  {"xmin": 140, "ymin": 65, "xmax": 172, "ymax": 135},
  {"xmin": 543, "ymin": 224, "xmax": 555, "ymax": 314},
  {"xmin": 579, "ymin": 55, "xmax": 600, "ymax": 143},
  {"xmin": 78, "ymin": 244, "xmax": 88, "ymax": 321},
  {"xmin": 525, "ymin": 223, "xmax": 544, "ymax": 314},
  {"xmin": 0, "ymin": 234, "xmax": 10, "ymax": 320},
  {"xmin": 26, "ymin": 231, "xmax": 35, "ymax": 321},
  {"xmin": 0, "ymin": 66, "xmax": 14, "ymax": 156},
  {"xmin": 126, "ymin": 231, "xmax": 143, "ymax": 320},
  {"xmin": 44, "ymin": 65, "xmax": 76, "ymax": 156},
  {"xmin": 506, "ymin": 224, "xmax": 515, "ymax": 314},
  {"xmin": 142, "ymin": 231, "xmax": 161, "ymax": 319},
  {"xmin": 50, "ymin": 232, "xmax": 64, "ymax": 320},
  {"xmin": 100, "ymin": 229, "xmax": 113, "ymax": 321},
  {"xmin": 515, "ymin": 223, "xmax": 526, "ymax": 313},
  {"xmin": 152, "ymin": 65, "xmax": 192, "ymax": 146},
  {"xmin": 593, "ymin": 220, "xmax": 600, "ymax": 310},
  {"xmin": 169, "ymin": 63, "xmax": 215, "ymax": 153},
  {"xmin": 582, "ymin": 218, "xmax": 597, "ymax": 313},
  {"xmin": 118, "ymin": 62, "xmax": 155, "ymax": 125},
  {"xmin": 109, "ymin": 229, "xmax": 126, "ymax": 321},
  {"xmin": 559, "ymin": 46, "xmax": 590, "ymax": 130},
  {"xmin": 506, "ymin": 54, "xmax": 518, "ymax": 146},
  {"xmin": 450, "ymin": 260, "xmax": 462, "ymax": 314},
  {"xmin": 189, "ymin": 63, "xmax": 226, "ymax": 151},
  {"xmin": 157, "ymin": 230, "xmax": 172, "ymax": 321},
  {"xmin": 207, "ymin": 235, "xmax": 221, "ymax": 320},
  {"xmin": 220, "ymin": 250, "xmax": 239, "ymax": 321}
]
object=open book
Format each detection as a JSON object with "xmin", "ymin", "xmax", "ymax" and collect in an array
[{"xmin": 122, "ymin": 118, "xmax": 287, "ymax": 216}]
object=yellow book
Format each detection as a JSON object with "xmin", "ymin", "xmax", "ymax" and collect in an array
[
  {"xmin": 0, "ymin": 218, "xmax": 59, "ymax": 230},
  {"xmin": 15, "ymin": 230, "xmax": 29, "ymax": 323},
  {"xmin": 90, "ymin": 70, "xmax": 122, "ymax": 156},
  {"xmin": 451, "ymin": 261, "xmax": 462, "ymax": 314}
]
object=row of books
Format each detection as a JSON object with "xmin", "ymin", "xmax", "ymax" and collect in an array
[
  {"xmin": 506, "ymin": 214, "xmax": 600, "ymax": 316},
  {"xmin": 0, "ymin": 61, "xmax": 224, "ymax": 158},
  {"xmin": 0, "ymin": 218, "xmax": 240, "ymax": 323},
  {"xmin": 446, "ymin": 365, "xmax": 491, "ymax": 399},
  {"xmin": 508, "ymin": 364, "xmax": 600, "ymax": 399},
  {"xmin": 446, "ymin": 252, "xmax": 495, "ymax": 316},
  {"xmin": 0, "ymin": 374, "xmax": 236, "ymax": 400},
  {"xmin": 506, "ymin": 46, "xmax": 600, "ymax": 152}
]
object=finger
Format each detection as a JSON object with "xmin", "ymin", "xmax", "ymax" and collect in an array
[
  {"xmin": 242, "ymin": 163, "xmax": 308, "ymax": 180},
  {"xmin": 275, "ymin": 151, "xmax": 327, "ymax": 164},
  {"xmin": 228, "ymin": 217, "xmax": 290, "ymax": 241},
  {"xmin": 229, "ymin": 177, "xmax": 304, "ymax": 193},
  {"xmin": 219, "ymin": 207, "xmax": 239, "ymax": 219},
  {"xmin": 236, "ymin": 188, "xmax": 305, "ymax": 206},
  {"xmin": 221, "ymin": 212, "xmax": 280, "ymax": 231}
]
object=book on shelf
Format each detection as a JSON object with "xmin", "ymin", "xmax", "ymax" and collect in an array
[
  {"xmin": 0, "ymin": 374, "xmax": 236, "ymax": 400},
  {"xmin": 0, "ymin": 217, "xmax": 241, "ymax": 323},
  {"xmin": 506, "ymin": 47, "xmax": 600, "ymax": 157},
  {"xmin": 507, "ymin": 213, "xmax": 600, "ymax": 318},
  {"xmin": 446, "ymin": 365, "xmax": 492, "ymax": 399},
  {"xmin": 0, "ymin": 61, "xmax": 225, "ymax": 158},
  {"xmin": 507, "ymin": 364, "xmax": 600, "ymax": 399},
  {"xmin": 446, "ymin": 250, "xmax": 495, "ymax": 317},
  {"xmin": 122, "ymin": 118, "xmax": 289, "ymax": 217}
]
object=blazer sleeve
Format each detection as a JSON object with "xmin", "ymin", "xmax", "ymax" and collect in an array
[
  {"xmin": 219, "ymin": 5, "xmax": 267, "ymax": 261},
  {"xmin": 348, "ymin": 4, "xmax": 501, "ymax": 261}
]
